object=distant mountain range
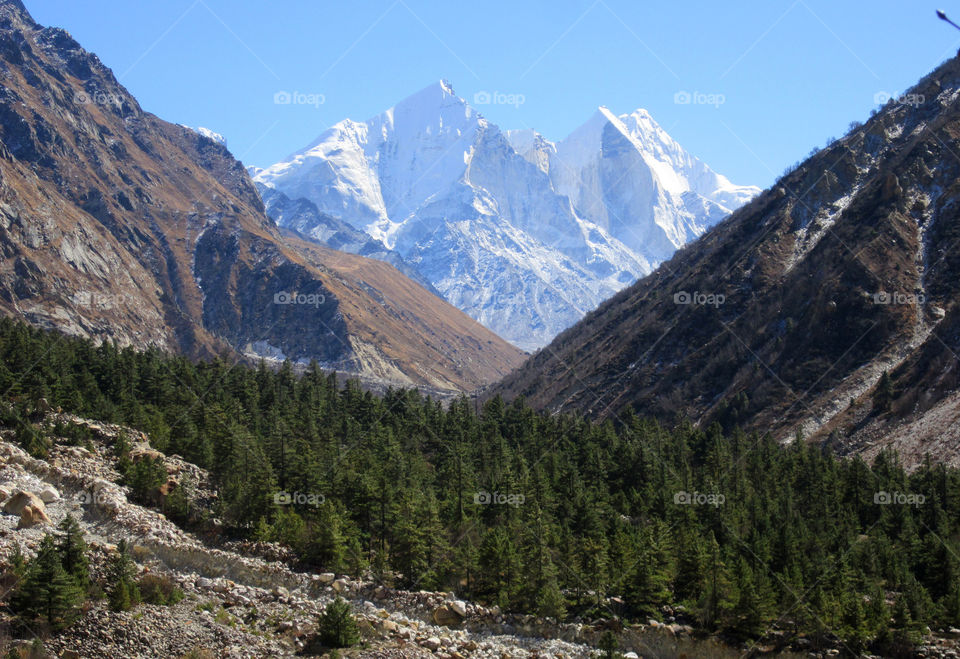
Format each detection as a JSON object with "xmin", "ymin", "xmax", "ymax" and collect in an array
[
  {"xmin": 493, "ymin": 55, "xmax": 960, "ymax": 467},
  {"xmin": 254, "ymin": 82, "xmax": 758, "ymax": 350},
  {"xmin": 0, "ymin": 0, "xmax": 524, "ymax": 393}
]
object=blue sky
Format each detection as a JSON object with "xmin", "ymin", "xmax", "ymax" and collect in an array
[{"xmin": 24, "ymin": 0, "xmax": 960, "ymax": 189}]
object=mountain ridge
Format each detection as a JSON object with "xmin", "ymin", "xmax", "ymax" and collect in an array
[
  {"xmin": 255, "ymin": 80, "xmax": 759, "ymax": 350},
  {"xmin": 490, "ymin": 52, "xmax": 960, "ymax": 466},
  {"xmin": 0, "ymin": 0, "xmax": 524, "ymax": 393}
]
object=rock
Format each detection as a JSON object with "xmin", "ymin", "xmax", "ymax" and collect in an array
[
  {"xmin": 332, "ymin": 578, "xmax": 349, "ymax": 593},
  {"xmin": 158, "ymin": 478, "xmax": 177, "ymax": 498},
  {"xmin": 0, "ymin": 485, "xmax": 11, "ymax": 502},
  {"xmin": 449, "ymin": 600, "xmax": 468, "ymax": 617},
  {"xmin": 4, "ymin": 490, "xmax": 46, "ymax": 516},
  {"xmin": 422, "ymin": 636, "xmax": 442, "ymax": 651},
  {"xmin": 432, "ymin": 604, "xmax": 463, "ymax": 627},
  {"xmin": 379, "ymin": 619, "xmax": 399, "ymax": 633},
  {"xmin": 18, "ymin": 503, "xmax": 50, "ymax": 528},
  {"xmin": 881, "ymin": 173, "xmax": 901, "ymax": 201},
  {"xmin": 38, "ymin": 485, "xmax": 60, "ymax": 503},
  {"xmin": 624, "ymin": 653, "xmax": 639, "ymax": 659},
  {"xmin": 129, "ymin": 445, "xmax": 165, "ymax": 463},
  {"xmin": 317, "ymin": 572, "xmax": 336, "ymax": 584}
]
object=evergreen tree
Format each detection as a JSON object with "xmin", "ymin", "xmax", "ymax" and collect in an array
[
  {"xmin": 318, "ymin": 597, "xmax": 359, "ymax": 648},
  {"xmin": 107, "ymin": 540, "xmax": 140, "ymax": 612},
  {"xmin": 57, "ymin": 515, "xmax": 90, "ymax": 589},
  {"xmin": 12, "ymin": 535, "xmax": 84, "ymax": 630}
]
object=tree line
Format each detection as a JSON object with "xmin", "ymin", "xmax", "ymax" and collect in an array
[{"xmin": 1, "ymin": 318, "xmax": 957, "ymax": 654}]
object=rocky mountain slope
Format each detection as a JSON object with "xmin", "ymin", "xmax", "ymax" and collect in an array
[
  {"xmin": 493, "ymin": 53, "xmax": 960, "ymax": 466},
  {"xmin": 0, "ymin": 0, "xmax": 523, "ymax": 392},
  {"xmin": 255, "ymin": 82, "xmax": 758, "ymax": 350},
  {"xmin": 0, "ymin": 411, "xmax": 767, "ymax": 659},
  {"xmin": 255, "ymin": 181, "xmax": 439, "ymax": 295}
]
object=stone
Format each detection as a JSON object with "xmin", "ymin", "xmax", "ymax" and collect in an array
[
  {"xmin": 624, "ymin": 653, "xmax": 639, "ymax": 659},
  {"xmin": 0, "ymin": 486, "xmax": 11, "ymax": 502},
  {"xmin": 332, "ymin": 578, "xmax": 349, "ymax": 592},
  {"xmin": 130, "ymin": 445, "xmax": 165, "ymax": 463},
  {"xmin": 38, "ymin": 485, "xmax": 60, "ymax": 503},
  {"xmin": 422, "ymin": 636, "xmax": 442, "ymax": 651},
  {"xmin": 432, "ymin": 604, "xmax": 463, "ymax": 627},
  {"xmin": 18, "ymin": 504, "xmax": 50, "ymax": 528},
  {"xmin": 4, "ymin": 490, "xmax": 45, "ymax": 516},
  {"xmin": 449, "ymin": 600, "xmax": 468, "ymax": 617},
  {"xmin": 317, "ymin": 572, "xmax": 336, "ymax": 584},
  {"xmin": 379, "ymin": 619, "xmax": 399, "ymax": 633}
]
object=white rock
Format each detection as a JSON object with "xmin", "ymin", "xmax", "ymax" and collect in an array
[
  {"xmin": 421, "ymin": 636, "xmax": 442, "ymax": 651},
  {"xmin": 317, "ymin": 572, "xmax": 336, "ymax": 584},
  {"xmin": 449, "ymin": 600, "xmax": 467, "ymax": 617},
  {"xmin": 38, "ymin": 485, "xmax": 60, "ymax": 503}
]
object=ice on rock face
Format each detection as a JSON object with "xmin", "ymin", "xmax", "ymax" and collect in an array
[{"xmin": 255, "ymin": 82, "xmax": 758, "ymax": 350}]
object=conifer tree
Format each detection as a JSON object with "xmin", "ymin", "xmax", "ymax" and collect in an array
[
  {"xmin": 12, "ymin": 535, "xmax": 84, "ymax": 630},
  {"xmin": 107, "ymin": 540, "xmax": 139, "ymax": 612},
  {"xmin": 318, "ymin": 597, "xmax": 359, "ymax": 648},
  {"xmin": 57, "ymin": 515, "xmax": 89, "ymax": 589}
]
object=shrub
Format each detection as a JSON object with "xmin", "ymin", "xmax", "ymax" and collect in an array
[{"xmin": 138, "ymin": 573, "xmax": 183, "ymax": 605}]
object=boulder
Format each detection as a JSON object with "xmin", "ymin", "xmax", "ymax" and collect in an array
[
  {"xmin": 449, "ymin": 600, "xmax": 468, "ymax": 617},
  {"xmin": 421, "ymin": 636, "xmax": 442, "ymax": 651},
  {"xmin": 38, "ymin": 485, "xmax": 60, "ymax": 503},
  {"xmin": 332, "ymin": 578, "xmax": 349, "ymax": 593},
  {"xmin": 18, "ymin": 504, "xmax": 50, "ymax": 528},
  {"xmin": 317, "ymin": 572, "xmax": 336, "ymax": 584},
  {"xmin": 432, "ymin": 604, "xmax": 463, "ymax": 627},
  {"xmin": 4, "ymin": 490, "xmax": 45, "ymax": 516},
  {"xmin": 129, "ymin": 445, "xmax": 165, "ymax": 463},
  {"xmin": 379, "ymin": 619, "xmax": 399, "ymax": 633}
]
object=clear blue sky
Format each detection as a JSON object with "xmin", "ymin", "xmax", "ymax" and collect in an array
[{"xmin": 23, "ymin": 0, "xmax": 960, "ymax": 189}]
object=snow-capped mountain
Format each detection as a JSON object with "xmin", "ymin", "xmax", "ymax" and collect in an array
[
  {"xmin": 506, "ymin": 107, "xmax": 758, "ymax": 264},
  {"xmin": 255, "ymin": 81, "xmax": 758, "ymax": 349}
]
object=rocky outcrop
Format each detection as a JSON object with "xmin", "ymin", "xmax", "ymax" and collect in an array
[
  {"xmin": 0, "ymin": 0, "xmax": 523, "ymax": 393},
  {"xmin": 492, "ymin": 53, "xmax": 960, "ymax": 465}
]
